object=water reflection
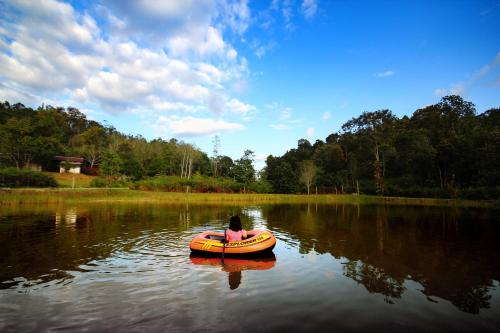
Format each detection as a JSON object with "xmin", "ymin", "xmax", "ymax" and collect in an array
[
  {"xmin": 262, "ymin": 203, "xmax": 500, "ymax": 314},
  {"xmin": 0, "ymin": 204, "xmax": 261, "ymax": 291},
  {"xmin": 190, "ymin": 254, "xmax": 277, "ymax": 290},
  {"xmin": 0, "ymin": 202, "xmax": 499, "ymax": 331}
]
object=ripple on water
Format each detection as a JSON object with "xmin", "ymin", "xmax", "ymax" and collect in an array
[{"xmin": 2, "ymin": 204, "xmax": 500, "ymax": 332}]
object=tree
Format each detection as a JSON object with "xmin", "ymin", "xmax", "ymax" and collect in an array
[
  {"xmin": 264, "ymin": 156, "xmax": 298, "ymax": 193},
  {"xmin": 411, "ymin": 95, "xmax": 477, "ymax": 190},
  {"xmin": 300, "ymin": 160, "xmax": 317, "ymax": 194},
  {"xmin": 180, "ymin": 144, "xmax": 198, "ymax": 179},
  {"xmin": 233, "ymin": 150, "xmax": 256, "ymax": 192},
  {"xmin": 116, "ymin": 141, "xmax": 142, "ymax": 180},
  {"xmin": 342, "ymin": 109, "xmax": 398, "ymax": 195},
  {"xmin": 100, "ymin": 150, "xmax": 122, "ymax": 187},
  {"xmin": 313, "ymin": 142, "xmax": 346, "ymax": 191},
  {"xmin": 0, "ymin": 117, "xmax": 36, "ymax": 168},
  {"xmin": 218, "ymin": 155, "xmax": 234, "ymax": 178},
  {"xmin": 0, "ymin": 116, "xmax": 61, "ymax": 169},
  {"xmin": 76, "ymin": 125, "xmax": 108, "ymax": 168}
]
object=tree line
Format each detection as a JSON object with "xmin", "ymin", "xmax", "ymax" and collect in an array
[
  {"xmin": 262, "ymin": 95, "xmax": 499, "ymax": 198},
  {"xmin": 1, "ymin": 95, "xmax": 499, "ymax": 198},
  {"xmin": 0, "ymin": 101, "xmax": 257, "ymax": 190}
]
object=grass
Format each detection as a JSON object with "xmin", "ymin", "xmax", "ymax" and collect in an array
[
  {"xmin": 44, "ymin": 172, "xmax": 95, "ymax": 188},
  {"xmin": 0, "ymin": 188, "xmax": 497, "ymax": 208}
]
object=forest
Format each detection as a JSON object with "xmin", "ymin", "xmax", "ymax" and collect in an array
[{"xmin": 0, "ymin": 95, "xmax": 499, "ymax": 199}]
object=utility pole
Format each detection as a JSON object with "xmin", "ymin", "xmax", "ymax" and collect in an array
[{"xmin": 212, "ymin": 135, "xmax": 220, "ymax": 177}]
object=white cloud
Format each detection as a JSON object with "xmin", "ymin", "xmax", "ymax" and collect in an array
[
  {"xmin": 226, "ymin": 48, "xmax": 238, "ymax": 60},
  {"xmin": 0, "ymin": 0, "xmax": 252, "ymax": 127},
  {"xmin": 136, "ymin": 0, "xmax": 195, "ymax": 18},
  {"xmin": 6, "ymin": 0, "xmax": 99, "ymax": 47},
  {"xmin": 254, "ymin": 153, "xmax": 267, "ymax": 162},
  {"xmin": 301, "ymin": 0, "xmax": 318, "ymax": 19},
  {"xmin": 322, "ymin": 111, "xmax": 331, "ymax": 120},
  {"xmin": 307, "ymin": 127, "xmax": 315, "ymax": 137},
  {"xmin": 450, "ymin": 83, "xmax": 465, "ymax": 95},
  {"xmin": 472, "ymin": 52, "xmax": 500, "ymax": 82},
  {"xmin": 434, "ymin": 52, "xmax": 500, "ymax": 98},
  {"xmin": 0, "ymin": 83, "xmax": 38, "ymax": 105},
  {"xmin": 155, "ymin": 116, "xmax": 244, "ymax": 136},
  {"xmin": 434, "ymin": 88, "xmax": 448, "ymax": 97},
  {"xmin": 207, "ymin": 92, "xmax": 226, "ymax": 115},
  {"xmin": 220, "ymin": 0, "xmax": 251, "ymax": 35},
  {"xmin": 168, "ymin": 26, "xmax": 227, "ymax": 57},
  {"xmin": 226, "ymin": 98, "xmax": 256, "ymax": 116},
  {"xmin": 266, "ymin": 0, "xmax": 295, "ymax": 31},
  {"xmin": 148, "ymin": 97, "xmax": 196, "ymax": 113},
  {"xmin": 251, "ymin": 39, "xmax": 276, "ymax": 58},
  {"xmin": 265, "ymin": 102, "xmax": 293, "ymax": 120},
  {"xmin": 282, "ymin": 6, "xmax": 293, "ymax": 23},
  {"xmin": 434, "ymin": 83, "xmax": 464, "ymax": 97},
  {"xmin": 376, "ymin": 70, "xmax": 394, "ymax": 78},
  {"xmin": 270, "ymin": 124, "xmax": 290, "ymax": 130}
]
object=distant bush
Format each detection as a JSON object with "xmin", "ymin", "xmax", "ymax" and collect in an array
[
  {"xmin": 131, "ymin": 175, "xmax": 250, "ymax": 193},
  {"xmin": 0, "ymin": 168, "xmax": 58, "ymax": 187},
  {"xmin": 89, "ymin": 176, "xmax": 130, "ymax": 188},
  {"xmin": 459, "ymin": 187, "xmax": 500, "ymax": 200},
  {"xmin": 383, "ymin": 179, "xmax": 500, "ymax": 200},
  {"xmin": 248, "ymin": 180, "xmax": 273, "ymax": 193},
  {"xmin": 385, "ymin": 184, "xmax": 449, "ymax": 198}
]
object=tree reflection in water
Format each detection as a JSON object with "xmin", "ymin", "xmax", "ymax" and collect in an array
[
  {"xmin": 262, "ymin": 203, "xmax": 500, "ymax": 314},
  {"xmin": 343, "ymin": 261, "xmax": 405, "ymax": 304},
  {"xmin": 1, "ymin": 203, "xmax": 498, "ymax": 315}
]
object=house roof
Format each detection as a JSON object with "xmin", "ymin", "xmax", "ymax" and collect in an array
[{"xmin": 53, "ymin": 156, "xmax": 85, "ymax": 163}]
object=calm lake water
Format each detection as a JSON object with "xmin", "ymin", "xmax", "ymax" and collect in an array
[{"xmin": 1, "ymin": 203, "xmax": 499, "ymax": 332}]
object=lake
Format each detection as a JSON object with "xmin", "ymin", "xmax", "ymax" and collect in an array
[{"xmin": 1, "ymin": 203, "xmax": 499, "ymax": 332}]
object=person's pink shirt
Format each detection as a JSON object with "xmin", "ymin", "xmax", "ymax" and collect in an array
[{"xmin": 226, "ymin": 229, "xmax": 247, "ymax": 242}]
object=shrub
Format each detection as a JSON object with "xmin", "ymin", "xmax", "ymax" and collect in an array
[
  {"xmin": 248, "ymin": 180, "xmax": 273, "ymax": 193},
  {"xmin": 131, "ymin": 175, "xmax": 247, "ymax": 193},
  {"xmin": 459, "ymin": 187, "xmax": 500, "ymax": 200},
  {"xmin": 0, "ymin": 168, "xmax": 58, "ymax": 187},
  {"xmin": 89, "ymin": 176, "xmax": 130, "ymax": 188}
]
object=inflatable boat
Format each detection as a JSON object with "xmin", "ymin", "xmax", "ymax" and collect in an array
[{"xmin": 189, "ymin": 229, "xmax": 276, "ymax": 256}]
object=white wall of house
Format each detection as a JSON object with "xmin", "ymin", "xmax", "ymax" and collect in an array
[{"xmin": 59, "ymin": 166, "xmax": 81, "ymax": 174}]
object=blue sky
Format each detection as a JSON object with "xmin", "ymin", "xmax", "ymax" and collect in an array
[{"xmin": 1, "ymin": 0, "xmax": 499, "ymax": 169}]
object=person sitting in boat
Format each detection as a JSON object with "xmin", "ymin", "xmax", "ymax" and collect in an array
[{"xmin": 226, "ymin": 216, "xmax": 247, "ymax": 242}]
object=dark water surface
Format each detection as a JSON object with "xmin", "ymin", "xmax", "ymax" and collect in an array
[{"xmin": 1, "ymin": 203, "xmax": 499, "ymax": 332}]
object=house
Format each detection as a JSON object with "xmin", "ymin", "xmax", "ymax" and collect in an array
[{"xmin": 53, "ymin": 156, "xmax": 85, "ymax": 174}]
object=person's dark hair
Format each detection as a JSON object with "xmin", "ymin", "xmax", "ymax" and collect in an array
[{"xmin": 229, "ymin": 215, "xmax": 242, "ymax": 231}]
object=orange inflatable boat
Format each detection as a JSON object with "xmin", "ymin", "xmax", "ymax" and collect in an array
[{"xmin": 189, "ymin": 229, "xmax": 276, "ymax": 256}]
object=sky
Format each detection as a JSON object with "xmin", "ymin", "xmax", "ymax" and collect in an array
[{"xmin": 1, "ymin": 0, "xmax": 499, "ymax": 169}]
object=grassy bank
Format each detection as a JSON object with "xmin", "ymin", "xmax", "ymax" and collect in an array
[
  {"xmin": 0, "ymin": 188, "xmax": 497, "ymax": 208},
  {"xmin": 44, "ymin": 172, "xmax": 95, "ymax": 188}
]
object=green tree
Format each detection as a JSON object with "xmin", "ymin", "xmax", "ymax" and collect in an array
[
  {"xmin": 100, "ymin": 150, "xmax": 122, "ymax": 187},
  {"xmin": 299, "ymin": 160, "xmax": 317, "ymax": 194},
  {"xmin": 264, "ymin": 156, "xmax": 298, "ymax": 193},
  {"xmin": 233, "ymin": 150, "xmax": 256, "ymax": 192},
  {"xmin": 313, "ymin": 142, "xmax": 346, "ymax": 191},
  {"xmin": 342, "ymin": 109, "xmax": 398, "ymax": 195},
  {"xmin": 218, "ymin": 155, "xmax": 235, "ymax": 178},
  {"xmin": 76, "ymin": 125, "xmax": 108, "ymax": 168}
]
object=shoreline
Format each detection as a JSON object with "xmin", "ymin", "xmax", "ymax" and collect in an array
[{"xmin": 0, "ymin": 188, "xmax": 497, "ymax": 208}]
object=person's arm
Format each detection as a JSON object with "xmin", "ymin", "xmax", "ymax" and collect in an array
[{"xmin": 242, "ymin": 229, "xmax": 247, "ymax": 239}]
